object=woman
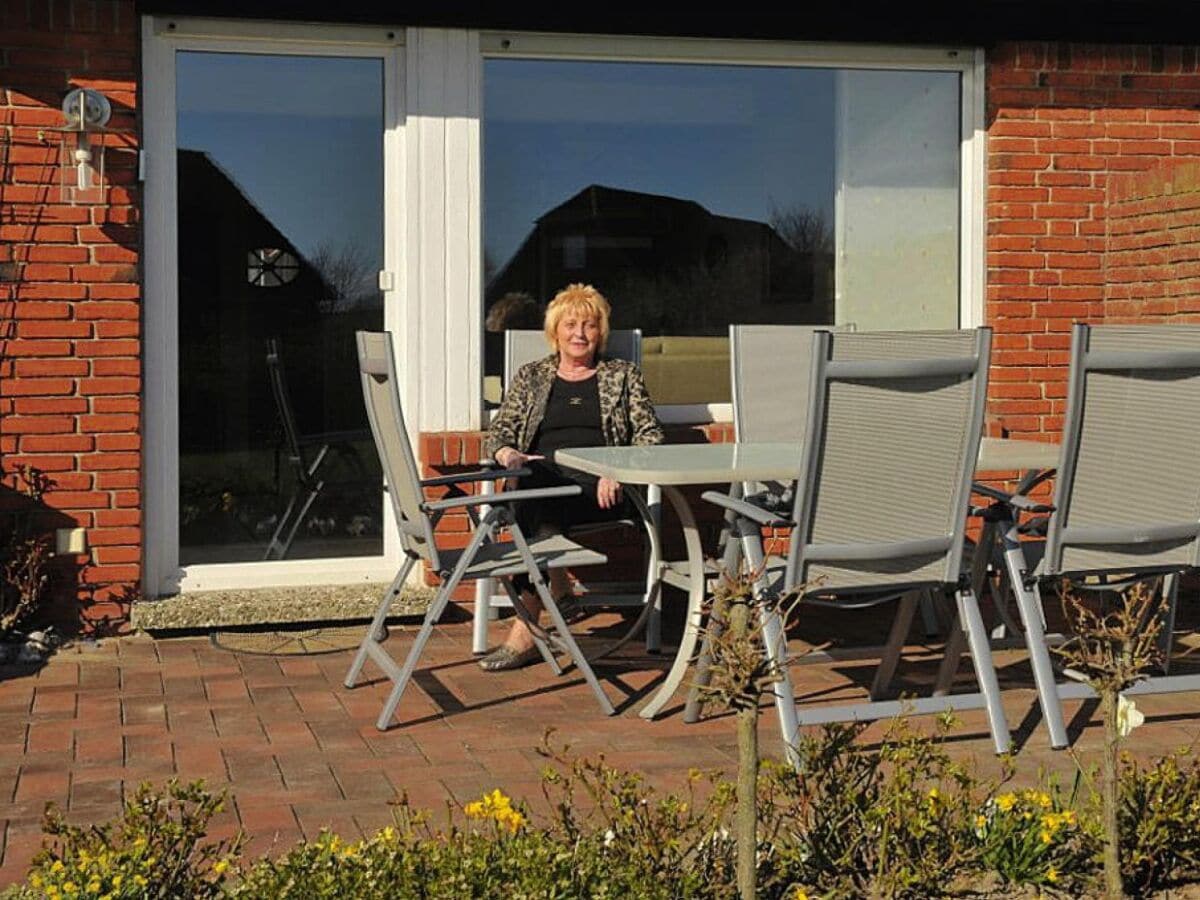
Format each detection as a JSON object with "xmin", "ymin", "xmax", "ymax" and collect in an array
[{"xmin": 481, "ymin": 283, "xmax": 664, "ymax": 671}]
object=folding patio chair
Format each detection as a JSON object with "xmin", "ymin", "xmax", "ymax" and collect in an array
[
  {"xmin": 262, "ymin": 337, "xmax": 368, "ymax": 560},
  {"xmin": 344, "ymin": 330, "xmax": 617, "ymax": 730},
  {"xmin": 703, "ymin": 327, "xmax": 1012, "ymax": 755},
  {"xmin": 472, "ymin": 328, "xmax": 664, "ymax": 653},
  {"xmin": 969, "ymin": 323, "xmax": 1200, "ymax": 749}
]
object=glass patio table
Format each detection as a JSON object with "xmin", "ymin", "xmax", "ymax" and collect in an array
[{"xmin": 556, "ymin": 437, "xmax": 1060, "ymax": 722}]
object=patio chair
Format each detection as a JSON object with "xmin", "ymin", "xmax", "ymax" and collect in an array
[
  {"xmin": 703, "ymin": 327, "xmax": 1012, "ymax": 755},
  {"xmin": 970, "ymin": 322, "xmax": 1200, "ymax": 749},
  {"xmin": 344, "ymin": 330, "xmax": 617, "ymax": 730},
  {"xmin": 472, "ymin": 328, "xmax": 663, "ymax": 653},
  {"xmin": 262, "ymin": 337, "xmax": 369, "ymax": 560},
  {"xmin": 686, "ymin": 323, "xmax": 941, "ymax": 722}
]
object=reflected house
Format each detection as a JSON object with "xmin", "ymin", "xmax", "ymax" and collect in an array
[
  {"xmin": 486, "ymin": 184, "xmax": 834, "ymax": 333},
  {"xmin": 176, "ymin": 149, "xmax": 372, "ymax": 459}
]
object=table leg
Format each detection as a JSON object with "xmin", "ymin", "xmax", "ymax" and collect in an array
[
  {"xmin": 639, "ymin": 484, "xmax": 706, "ymax": 720},
  {"xmin": 472, "ymin": 477, "xmax": 496, "ymax": 655}
]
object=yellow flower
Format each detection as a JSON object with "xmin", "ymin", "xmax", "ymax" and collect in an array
[
  {"xmin": 464, "ymin": 801, "xmax": 484, "ymax": 818},
  {"xmin": 30, "ymin": 874, "xmax": 42, "ymax": 889},
  {"xmin": 1040, "ymin": 830, "xmax": 1052, "ymax": 845},
  {"xmin": 87, "ymin": 880, "xmax": 101, "ymax": 893},
  {"xmin": 1036, "ymin": 792, "xmax": 1052, "ymax": 809},
  {"xmin": 111, "ymin": 875, "xmax": 123, "ymax": 888},
  {"xmin": 63, "ymin": 883, "xmax": 77, "ymax": 895},
  {"xmin": 975, "ymin": 814, "xmax": 988, "ymax": 829},
  {"xmin": 1047, "ymin": 867, "xmax": 1059, "ymax": 883},
  {"xmin": 133, "ymin": 874, "xmax": 147, "ymax": 886},
  {"xmin": 213, "ymin": 859, "xmax": 231, "ymax": 875},
  {"xmin": 45, "ymin": 887, "xmax": 60, "ymax": 899},
  {"xmin": 1062, "ymin": 810, "xmax": 1077, "ymax": 826},
  {"xmin": 381, "ymin": 825, "xmax": 397, "ymax": 843},
  {"xmin": 996, "ymin": 793, "xmax": 1017, "ymax": 813},
  {"xmin": 794, "ymin": 890, "xmax": 810, "ymax": 900},
  {"xmin": 51, "ymin": 861, "xmax": 65, "ymax": 873}
]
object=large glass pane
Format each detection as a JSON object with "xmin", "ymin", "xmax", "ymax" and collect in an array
[
  {"xmin": 483, "ymin": 59, "xmax": 960, "ymax": 405},
  {"xmin": 176, "ymin": 52, "xmax": 384, "ymax": 565}
]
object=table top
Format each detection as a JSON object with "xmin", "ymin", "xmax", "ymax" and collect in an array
[{"xmin": 555, "ymin": 437, "xmax": 1060, "ymax": 486}]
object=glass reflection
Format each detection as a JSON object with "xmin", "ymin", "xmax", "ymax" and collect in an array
[
  {"xmin": 484, "ymin": 59, "xmax": 960, "ymax": 405},
  {"xmin": 176, "ymin": 51, "xmax": 384, "ymax": 564}
]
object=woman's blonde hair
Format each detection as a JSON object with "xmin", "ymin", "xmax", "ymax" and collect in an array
[{"xmin": 543, "ymin": 283, "xmax": 611, "ymax": 353}]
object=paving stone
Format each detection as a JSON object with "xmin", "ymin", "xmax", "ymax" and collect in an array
[{"xmin": 0, "ymin": 618, "xmax": 1198, "ymax": 889}]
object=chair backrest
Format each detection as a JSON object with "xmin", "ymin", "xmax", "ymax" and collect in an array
[
  {"xmin": 355, "ymin": 331, "xmax": 441, "ymax": 568},
  {"xmin": 730, "ymin": 323, "xmax": 854, "ymax": 443},
  {"xmin": 785, "ymin": 328, "xmax": 991, "ymax": 595},
  {"xmin": 504, "ymin": 328, "xmax": 642, "ymax": 386},
  {"xmin": 1043, "ymin": 323, "xmax": 1200, "ymax": 579},
  {"xmin": 265, "ymin": 338, "xmax": 306, "ymax": 469}
]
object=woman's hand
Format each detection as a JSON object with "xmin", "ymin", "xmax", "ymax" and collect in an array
[
  {"xmin": 495, "ymin": 447, "xmax": 543, "ymax": 469},
  {"xmin": 597, "ymin": 477, "xmax": 623, "ymax": 509}
]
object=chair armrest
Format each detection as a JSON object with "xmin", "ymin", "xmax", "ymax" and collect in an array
[
  {"xmin": 423, "ymin": 484, "xmax": 581, "ymax": 512},
  {"xmin": 701, "ymin": 490, "xmax": 795, "ymax": 527},
  {"xmin": 420, "ymin": 467, "xmax": 529, "ymax": 488}
]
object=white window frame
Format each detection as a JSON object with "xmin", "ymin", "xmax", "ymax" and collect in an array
[
  {"xmin": 476, "ymin": 32, "xmax": 986, "ymax": 424},
  {"xmin": 142, "ymin": 15, "xmax": 408, "ymax": 595}
]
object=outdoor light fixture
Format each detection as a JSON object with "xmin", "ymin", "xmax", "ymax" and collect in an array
[{"xmin": 59, "ymin": 87, "xmax": 112, "ymax": 204}]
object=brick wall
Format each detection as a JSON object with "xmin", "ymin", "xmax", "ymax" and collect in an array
[
  {"xmin": 1, "ymin": 1, "xmax": 140, "ymax": 632},
  {"xmin": 987, "ymin": 41, "xmax": 1200, "ymax": 438},
  {"xmin": 1105, "ymin": 161, "xmax": 1200, "ymax": 320}
]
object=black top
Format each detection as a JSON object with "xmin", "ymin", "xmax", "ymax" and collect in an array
[{"xmin": 532, "ymin": 374, "xmax": 603, "ymax": 459}]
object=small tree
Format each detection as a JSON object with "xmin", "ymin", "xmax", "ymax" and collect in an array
[
  {"xmin": 692, "ymin": 563, "xmax": 793, "ymax": 900},
  {"xmin": 1055, "ymin": 579, "xmax": 1169, "ymax": 900}
]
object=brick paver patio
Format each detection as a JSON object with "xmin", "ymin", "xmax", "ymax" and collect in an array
[{"xmin": 2, "ymin": 604, "xmax": 1199, "ymax": 887}]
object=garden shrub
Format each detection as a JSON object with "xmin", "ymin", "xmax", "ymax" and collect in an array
[
  {"xmin": 8, "ymin": 726, "xmax": 1200, "ymax": 898},
  {"xmin": 1118, "ymin": 748, "xmax": 1200, "ymax": 895},
  {"xmin": 5, "ymin": 780, "xmax": 241, "ymax": 900}
]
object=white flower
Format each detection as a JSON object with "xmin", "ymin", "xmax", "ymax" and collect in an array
[
  {"xmin": 603, "ymin": 828, "xmax": 615, "ymax": 847},
  {"xmin": 1117, "ymin": 694, "xmax": 1145, "ymax": 738}
]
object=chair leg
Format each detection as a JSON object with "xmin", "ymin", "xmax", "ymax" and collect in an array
[
  {"xmin": 1160, "ymin": 574, "xmax": 1179, "ymax": 676},
  {"xmin": 501, "ymin": 578, "xmax": 563, "ymax": 676},
  {"xmin": 734, "ymin": 520, "xmax": 799, "ymax": 762},
  {"xmin": 956, "ymin": 585, "xmax": 1012, "ymax": 755},
  {"xmin": 509, "ymin": 526, "xmax": 614, "ymax": 716},
  {"xmin": 869, "ymin": 590, "xmax": 921, "ymax": 701},
  {"xmin": 1000, "ymin": 522, "xmax": 1069, "ymax": 750},
  {"xmin": 344, "ymin": 556, "xmax": 415, "ymax": 689}
]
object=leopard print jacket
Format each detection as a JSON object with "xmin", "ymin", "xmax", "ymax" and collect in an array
[{"xmin": 485, "ymin": 354, "xmax": 664, "ymax": 460}]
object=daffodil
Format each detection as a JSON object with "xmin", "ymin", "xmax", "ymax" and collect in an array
[
  {"xmin": 1047, "ymin": 867, "xmax": 1059, "ymax": 883},
  {"xmin": 213, "ymin": 859, "xmax": 231, "ymax": 876},
  {"xmin": 996, "ymin": 793, "xmax": 1017, "ymax": 813}
]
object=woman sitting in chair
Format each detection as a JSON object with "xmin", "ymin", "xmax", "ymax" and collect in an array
[{"xmin": 481, "ymin": 283, "xmax": 664, "ymax": 671}]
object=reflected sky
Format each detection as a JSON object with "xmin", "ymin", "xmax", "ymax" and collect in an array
[
  {"xmin": 176, "ymin": 51, "xmax": 383, "ymax": 264},
  {"xmin": 485, "ymin": 59, "xmax": 837, "ymax": 272}
]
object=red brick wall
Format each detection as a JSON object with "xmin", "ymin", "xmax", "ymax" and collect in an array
[
  {"xmin": 1105, "ymin": 162, "xmax": 1200, "ymax": 320},
  {"xmin": 1, "ymin": 1, "xmax": 140, "ymax": 632},
  {"xmin": 987, "ymin": 41, "xmax": 1200, "ymax": 438}
]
